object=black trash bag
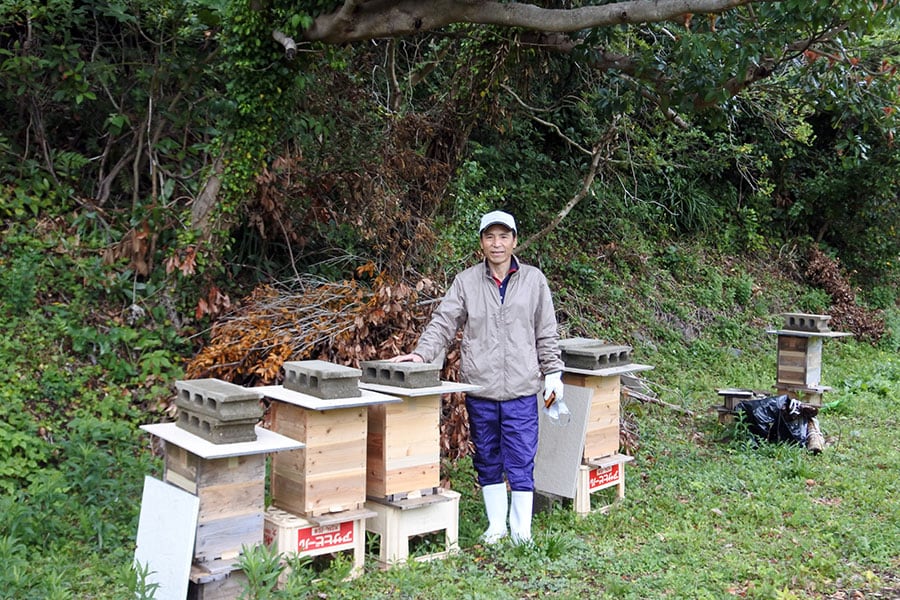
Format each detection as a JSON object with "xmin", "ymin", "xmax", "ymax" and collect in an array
[{"xmin": 734, "ymin": 394, "xmax": 808, "ymax": 445}]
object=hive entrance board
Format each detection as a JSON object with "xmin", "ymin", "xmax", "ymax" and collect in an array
[
  {"xmin": 534, "ymin": 384, "xmax": 590, "ymax": 499},
  {"xmin": 133, "ymin": 476, "xmax": 199, "ymax": 600}
]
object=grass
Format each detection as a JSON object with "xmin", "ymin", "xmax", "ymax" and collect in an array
[{"xmin": 4, "ymin": 321, "xmax": 898, "ymax": 600}]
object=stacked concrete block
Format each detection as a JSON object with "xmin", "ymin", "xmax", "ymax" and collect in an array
[
  {"xmin": 283, "ymin": 360, "xmax": 362, "ymax": 399},
  {"xmin": 781, "ymin": 312, "xmax": 832, "ymax": 333},
  {"xmin": 561, "ymin": 340, "xmax": 633, "ymax": 371},
  {"xmin": 359, "ymin": 360, "xmax": 441, "ymax": 389},
  {"xmin": 175, "ymin": 379, "xmax": 263, "ymax": 444},
  {"xmin": 558, "ymin": 337, "xmax": 606, "ymax": 351}
]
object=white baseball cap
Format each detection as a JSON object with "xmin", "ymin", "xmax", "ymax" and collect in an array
[{"xmin": 479, "ymin": 210, "xmax": 517, "ymax": 235}]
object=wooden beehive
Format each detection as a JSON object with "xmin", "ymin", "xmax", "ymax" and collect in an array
[
  {"xmin": 563, "ymin": 371, "xmax": 620, "ymax": 461},
  {"xmin": 776, "ymin": 334, "xmax": 823, "ymax": 387},
  {"xmin": 163, "ymin": 444, "xmax": 266, "ymax": 572},
  {"xmin": 269, "ymin": 401, "xmax": 368, "ymax": 516},
  {"xmin": 366, "ymin": 393, "xmax": 442, "ymax": 499}
]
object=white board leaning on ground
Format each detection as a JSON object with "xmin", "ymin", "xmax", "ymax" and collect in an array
[{"xmin": 133, "ymin": 475, "xmax": 200, "ymax": 600}]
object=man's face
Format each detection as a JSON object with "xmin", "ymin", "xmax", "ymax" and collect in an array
[{"xmin": 480, "ymin": 225, "xmax": 517, "ymax": 266}]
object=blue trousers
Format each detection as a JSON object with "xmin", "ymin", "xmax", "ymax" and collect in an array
[{"xmin": 466, "ymin": 394, "xmax": 539, "ymax": 492}]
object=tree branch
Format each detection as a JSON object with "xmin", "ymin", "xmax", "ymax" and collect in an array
[
  {"xmin": 518, "ymin": 122, "xmax": 620, "ymax": 253},
  {"xmin": 272, "ymin": 30, "xmax": 297, "ymax": 60},
  {"xmin": 302, "ymin": 0, "xmax": 768, "ymax": 44},
  {"xmin": 501, "ymin": 83, "xmax": 592, "ymax": 155}
]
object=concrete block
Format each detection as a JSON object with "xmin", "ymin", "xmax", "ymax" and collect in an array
[
  {"xmin": 283, "ymin": 360, "xmax": 362, "ymax": 399},
  {"xmin": 558, "ymin": 337, "xmax": 606, "ymax": 351},
  {"xmin": 359, "ymin": 360, "xmax": 441, "ymax": 388},
  {"xmin": 781, "ymin": 312, "xmax": 831, "ymax": 333},
  {"xmin": 176, "ymin": 411, "xmax": 259, "ymax": 444},
  {"xmin": 175, "ymin": 379, "xmax": 263, "ymax": 422},
  {"xmin": 562, "ymin": 343, "xmax": 633, "ymax": 371}
]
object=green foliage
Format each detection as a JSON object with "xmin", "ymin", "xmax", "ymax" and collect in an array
[
  {"xmin": 124, "ymin": 561, "xmax": 162, "ymax": 600},
  {"xmin": 238, "ymin": 543, "xmax": 284, "ymax": 600},
  {"xmin": 796, "ymin": 288, "xmax": 832, "ymax": 313}
]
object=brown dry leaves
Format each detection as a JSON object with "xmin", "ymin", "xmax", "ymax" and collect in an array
[
  {"xmin": 185, "ymin": 267, "xmax": 477, "ymax": 457},
  {"xmin": 805, "ymin": 247, "xmax": 885, "ymax": 342},
  {"xmin": 186, "ymin": 267, "xmax": 434, "ymax": 384}
]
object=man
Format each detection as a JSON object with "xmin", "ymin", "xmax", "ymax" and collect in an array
[{"xmin": 390, "ymin": 210, "xmax": 565, "ymax": 544}]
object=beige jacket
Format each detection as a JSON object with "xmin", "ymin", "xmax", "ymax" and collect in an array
[{"xmin": 413, "ymin": 258, "xmax": 564, "ymax": 400}]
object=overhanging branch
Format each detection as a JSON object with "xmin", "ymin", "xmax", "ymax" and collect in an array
[{"xmin": 301, "ymin": 0, "xmax": 770, "ymax": 44}]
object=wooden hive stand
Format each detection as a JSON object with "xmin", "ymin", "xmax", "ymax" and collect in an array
[
  {"xmin": 139, "ymin": 423, "xmax": 303, "ymax": 600},
  {"xmin": 573, "ymin": 453, "xmax": 635, "ymax": 516},
  {"xmin": 357, "ymin": 378, "xmax": 479, "ymax": 567},
  {"xmin": 263, "ymin": 506, "xmax": 375, "ymax": 580},
  {"xmin": 364, "ymin": 491, "xmax": 462, "ymax": 568}
]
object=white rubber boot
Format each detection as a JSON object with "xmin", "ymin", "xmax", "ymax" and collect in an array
[
  {"xmin": 509, "ymin": 490, "xmax": 533, "ymax": 544},
  {"xmin": 481, "ymin": 483, "xmax": 508, "ymax": 544}
]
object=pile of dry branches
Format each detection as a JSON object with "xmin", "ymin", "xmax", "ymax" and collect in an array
[
  {"xmin": 185, "ymin": 266, "xmax": 473, "ymax": 459},
  {"xmin": 805, "ymin": 246, "xmax": 885, "ymax": 342}
]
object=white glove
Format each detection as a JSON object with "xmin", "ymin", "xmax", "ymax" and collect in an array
[
  {"xmin": 543, "ymin": 371, "xmax": 570, "ymax": 426},
  {"xmin": 543, "ymin": 371, "xmax": 564, "ymax": 404}
]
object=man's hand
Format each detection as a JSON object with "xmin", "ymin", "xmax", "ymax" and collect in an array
[
  {"xmin": 543, "ymin": 371, "xmax": 564, "ymax": 405},
  {"xmin": 389, "ymin": 353, "xmax": 423, "ymax": 363},
  {"xmin": 543, "ymin": 371, "xmax": 570, "ymax": 426}
]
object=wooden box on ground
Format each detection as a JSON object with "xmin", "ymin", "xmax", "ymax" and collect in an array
[
  {"xmin": 263, "ymin": 506, "xmax": 374, "ymax": 579},
  {"xmin": 574, "ymin": 453, "xmax": 634, "ymax": 516},
  {"xmin": 358, "ymin": 382, "xmax": 480, "ymax": 500},
  {"xmin": 365, "ymin": 490, "xmax": 461, "ymax": 568},
  {"xmin": 256, "ymin": 385, "xmax": 399, "ymax": 517}
]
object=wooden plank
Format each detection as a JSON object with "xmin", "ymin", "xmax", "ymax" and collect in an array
[
  {"xmin": 188, "ymin": 567, "xmax": 248, "ymax": 600},
  {"xmin": 583, "ymin": 374, "xmax": 620, "ymax": 460},
  {"xmin": 378, "ymin": 463, "xmax": 441, "ymax": 498},
  {"xmin": 198, "ymin": 454, "xmax": 266, "ymax": 488},
  {"xmin": 778, "ymin": 336, "xmax": 809, "ymax": 352},
  {"xmin": 164, "ymin": 445, "xmax": 198, "ymax": 492},
  {"xmin": 778, "ymin": 349, "xmax": 811, "ymax": 367},
  {"xmin": 271, "ymin": 469, "xmax": 366, "ymax": 516},
  {"xmin": 195, "ymin": 512, "xmax": 264, "ymax": 561},
  {"xmin": 584, "ymin": 424, "xmax": 619, "ymax": 461},
  {"xmin": 140, "ymin": 423, "xmax": 303, "ymax": 459},
  {"xmin": 197, "ymin": 479, "xmax": 265, "ymax": 523}
]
